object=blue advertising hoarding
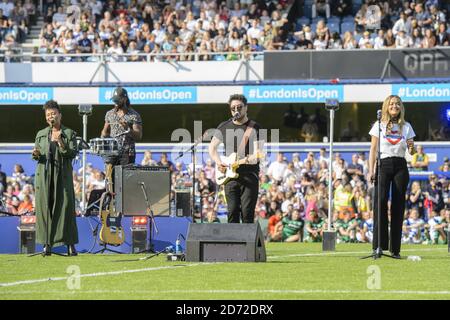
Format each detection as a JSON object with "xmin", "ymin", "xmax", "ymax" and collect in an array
[
  {"xmin": 243, "ymin": 85, "xmax": 344, "ymax": 103},
  {"xmin": 393, "ymin": 83, "xmax": 450, "ymax": 102},
  {"xmin": 99, "ymin": 86, "xmax": 197, "ymax": 104},
  {"xmin": 0, "ymin": 87, "xmax": 53, "ymax": 104}
]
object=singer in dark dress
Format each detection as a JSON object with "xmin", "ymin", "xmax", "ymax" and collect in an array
[
  {"xmin": 209, "ymin": 94, "xmax": 264, "ymax": 223},
  {"xmin": 32, "ymin": 100, "xmax": 79, "ymax": 255},
  {"xmin": 368, "ymin": 95, "xmax": 416, "ymax": 259}
]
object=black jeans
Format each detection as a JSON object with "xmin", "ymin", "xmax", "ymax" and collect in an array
[
  {"xmin": 224, "ymin": 172, "xmax": 259, "ymax": 223},
  {"xmin": 373, "ymin": 157, "xmax": 409, "ymax": 254}
]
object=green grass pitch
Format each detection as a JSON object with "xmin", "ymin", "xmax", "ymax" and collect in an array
[{"xmin": 0, "ymin": 243, "xmax": 449, "ymax": 300}]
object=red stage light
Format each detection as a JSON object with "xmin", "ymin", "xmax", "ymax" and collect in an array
[{"xmin": 132, "ymin": 216, "xmax": 148, "ymax": 226}]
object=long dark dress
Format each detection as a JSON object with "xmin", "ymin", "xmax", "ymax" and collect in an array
[{"xmin": 33, "ymin": 125, "xmax": 79, "ymax": 247}]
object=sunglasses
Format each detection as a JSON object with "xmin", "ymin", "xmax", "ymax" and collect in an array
[{"xmin": 230, "ymin": 105, "xmax": 245, "ymax": 112}]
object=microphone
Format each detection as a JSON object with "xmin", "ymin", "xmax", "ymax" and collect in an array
[
  {"xmin": 232, "ymin": 112, "xmax": 241, "ymax": 121},
  {"xmin": 377, "ymin": 110, "xmax": 382, "ymax": 120},
  {"xmin": 50, "ymin": 119, "xmax": 55, "ymax": 128}
]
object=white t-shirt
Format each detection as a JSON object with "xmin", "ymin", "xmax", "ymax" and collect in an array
[{"xmin": 369, "ymin": 121, "xmax": 415, "ymax": 159}]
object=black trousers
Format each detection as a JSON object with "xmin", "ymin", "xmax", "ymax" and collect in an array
[
  {"xmin": 373, "ymin": 157, "xmax": 409, "ymax": 254},
  {"xmin": 224, "ymin": 172, "xmax": 259, "ymax": 223}
]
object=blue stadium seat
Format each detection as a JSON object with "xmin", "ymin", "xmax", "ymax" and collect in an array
[
  {"xmin": 342, "ymin": 15, "xmax": 354, "ymax": 22},
  {"xmin": 311, "ymin": 23, "xmax": 318, "ymax": 32},
  {"xmin": 370, "ymin": 32, "xmax": 377, "ymax": 39},
  {"xmin": 304, "ymin": 5, "xmax": 312, "ymax": 18},
  {"xmin": 312, "ymin": 17, "xmax": 325, "ymax": 24},
  {"xmin": 305, "ymin": 0, "xmax": 314, "ymax": 5},
  {"xmin": 327, "ymin": 16, "xmax": 341, "ymax": 24},
  {"xmin": 328, "ymin": 22, "xmax": 340, "ymax": 34},
  {"xmin": 296, "ymin": 16, "xmax": 311, "ymax": 26},
  {"xmin": 340, "ymin": 21, "xmax": 355, "ymax": 34}
]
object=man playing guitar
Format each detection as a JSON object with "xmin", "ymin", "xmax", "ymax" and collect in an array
[{"xmin": 208, "ymin": 94, "xmax": 264, "ymax": 223}]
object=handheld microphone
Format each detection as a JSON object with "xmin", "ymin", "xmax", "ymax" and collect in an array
[
  {"xmin": 50, "ymin": 119, "xmax": 55, "ymax": 128},
  {"xmin": 377, "ymin": 110, "xmax": 382, "ymax": 120},
  {"xmin": 232, "ymin": 112, "xmax": 241, "ymax": 121}
]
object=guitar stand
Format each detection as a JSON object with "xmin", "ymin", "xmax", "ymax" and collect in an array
[{"xmin": 93, "ymin": 243, "xmax": 123, "ymax": 254}]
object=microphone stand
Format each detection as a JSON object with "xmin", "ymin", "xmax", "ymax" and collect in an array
[
  {"xmin": 30, "ymin": 124, "xmax": 66, "ymax": 257},
  {"xmin": 361, "ymin": 111, "xmax": 393, "ymax": 260},
  {"xmin": 176, "ymin": 133, "xmax": 205, "ymax": 223},
  {"xmin": 138, "ymin": 181, "xmax": 158, "ymax": 254}
]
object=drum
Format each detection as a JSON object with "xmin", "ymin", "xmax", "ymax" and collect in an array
[{"xmin": 90, "ymin": 138, "xmax": 119, "ymax": 157}]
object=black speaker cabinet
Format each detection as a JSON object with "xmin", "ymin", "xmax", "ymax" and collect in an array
[
  {"xmin": 114, "ymin": 165, "xmax": 171, "ymax": 216},
  {"xmin": 186, "ymin": 223, "xmax": 266, "ymax": 262},
  {"xmin": 18, "ymin": 227, "xmax": 35, "ymax": 254},
  {"xmin": 175, "ymin": 191, "xmax": 191, "ymax": 217},
  {"xmin": 131, "ymin": 228, "xmax": 148, "ymax": 254}
]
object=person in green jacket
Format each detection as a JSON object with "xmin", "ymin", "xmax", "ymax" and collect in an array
[{"xmin": 32, "ymin": 100, "xmax": 79, "ymax": 256}]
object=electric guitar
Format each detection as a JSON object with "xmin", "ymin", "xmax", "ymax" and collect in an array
[
  {"xmin": 99, "ymin": 164, "xmax": 125, "ymax": 246},
  {"xmin": 215, "ymin": 152, "xmax": 264, "ymax": 185}
]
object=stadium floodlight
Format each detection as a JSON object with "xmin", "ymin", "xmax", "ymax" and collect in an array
[{"xmin": 322, "ymin": 99, "xmax": 339, "ymax": 252}]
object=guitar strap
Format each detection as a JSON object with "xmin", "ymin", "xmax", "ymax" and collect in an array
[{"xmin": 237, "ymin": 120, "xmax": 256, "ymax": 158}]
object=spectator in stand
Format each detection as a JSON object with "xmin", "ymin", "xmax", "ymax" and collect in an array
[
  {"xmin": 267, "ymin": 209, "xmax": 283, "ymax": 241},
  {"xmin": 402, "ymin": 208, "xmax": 426, "ymax": 244},
  {"xmin": 267, "ymin": 153, "xmax": 287, "ymax": 184},
  {"xmin": 280, "ymin": 209, "xmax": 304, "ymax": 242},
  {"xmin": 332, "ymin": 0, "xmax": 352, "ymax": 18},
  {"xmin": 312, "ymin": 0, "xmax": 331, "ymax": 19},
  {"xmin": 422, "ymin": 27, "xmax": 436, "ymax": 48},
  {"xmin": 373, "ymin": 29, "xmax": 386, "ymax": 49},
  {"xmin": 359, "ymin": 30, "xmax": 375, "ymax": 49},
  {"xmin": 410, "ymin": 145, "xmax": 429, "ymax": 171},
  {"xmin": 425, "ymin": 209, "xmax": 446, "ymax": 244},
  {"xmin": 384, "ymin": 28, "xmax": 397, "ymax": 48},
  {"xmin": 392, "ymin": 11, "xmax": 412, "ymax": 37},
  {"xmin": 0, "ymin": 164, "xmax": 6, "ymax": 194},
  {"xmin": 395, "ymin": 29, "xmax": 412, "ymax": 48},
  {"xmin": 342, "ymin": 31, "xmax": 357, "ymax": 49},
  {"xmin": 305, "ymin": 209, "xmax": 326, "ymax": 242},
  {"xmin": 424, "ymin": 174, "xmax": 444, "ymax": 220},
  {"xmin": 407, "ymin": 180, "xmax": 425, "ymax": 218},
  {"xmin": 158, "ymin": 152, "xmax": 175, "ymax": 172},
  {"xmin": 17, "ymin": 194, "xmax": 33, "ymax": 214},
  {"xmin": 436, "ymin": 22, "xmax": 450, "ymax": 46},
  {"xmin": 410, "ymin": 27, "xmax": 424, "ymax": 48}
]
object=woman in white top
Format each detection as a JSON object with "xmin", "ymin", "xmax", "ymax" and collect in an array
[{"xmin": 368, "ymin": 95, "xmax": 416, "ymax": 259}]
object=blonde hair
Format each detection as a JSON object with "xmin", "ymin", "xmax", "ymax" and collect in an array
[{"xmin": 381, "ymin": 95, "xmax": 406, "ymax": 133}]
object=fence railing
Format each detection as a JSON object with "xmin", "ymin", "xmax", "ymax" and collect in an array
[{"xmin": 0, "ymin": 51, "xmax": 264, "ymax": 63}]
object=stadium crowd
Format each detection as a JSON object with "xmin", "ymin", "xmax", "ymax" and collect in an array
[
  {"xmin": 0, "ymin": 0, "xmax": 37, "ymax": 55},
  {"xmin": 31, "ymin": 0, "xmax": 450, "ymax": 62},
  {"xmin": 1, "ymin": 145, "xmax": 449, "ymax": 245}
]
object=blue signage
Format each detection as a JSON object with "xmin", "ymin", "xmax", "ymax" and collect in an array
[
  {"xmin": 0, "ymin": 87, "xmax": 53, "ymax": 104},
  {"xmin": 99, "ymin": 87, "xmax": 197, "ymax": 104},
  {"xmin": 244, "ymin": 85, "xmax": 343, "ymax": 103},
  {"xmin": 393, "ymin": 84, "xmax": 450, "ymax": 102}
]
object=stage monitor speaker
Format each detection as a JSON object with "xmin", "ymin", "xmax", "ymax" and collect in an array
[
  {"xmin": 175, "ymin": 191, "xmax": 191, "ymax": 217},
  {"xmin": 131, "ymin": 228, "xmax": 147, "ymax": 254},
  {"xmin": 18, "ymin": 228, "xmax": 35, "ymax": 254},
  {"xmin": 115, "ymin": 165, "xmax": 171, "ymax": 216},
  {"xmin": 186, "ymin": 223, "xmax": 266, "ymax": 262}
]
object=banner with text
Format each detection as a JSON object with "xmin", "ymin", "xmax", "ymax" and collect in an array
[
  {"xmin": 244, "ymin": 85, "xmax": 343, "ymax": 103},
  {"xmin": 393, "ymin": 83, "xmax": 450, "ymax": 102},
  {"xmin": 0, "ymin": 87, "xmax": 53, "ymax": 104},
  {"xmin": 99, "ymin": 87, "xmax": 197, "ymax": 104}
]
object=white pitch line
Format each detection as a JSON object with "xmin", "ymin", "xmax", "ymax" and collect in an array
[
  {"xmin": 0, "ymin": 247, "xmax": 447, "ymax": 289},
  {"xmin": 1, "ymin": 289, "xmax": 450, "ymax": 296},
  {"xmin": 268, "ymin": 247, "xmax": 447, "ymax": 259},
  {"xmin": 0, "ymin": 263, "xmax": 213, "ymax": 288}
]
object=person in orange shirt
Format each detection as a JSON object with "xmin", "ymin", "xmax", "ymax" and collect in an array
[
  {"xmin": 18, "ymin": 195, "xmax": 34, "ymax": 214},
  {"xmin": 267, "ymin": 209, "xmax": 283, "ymax": 242}
]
